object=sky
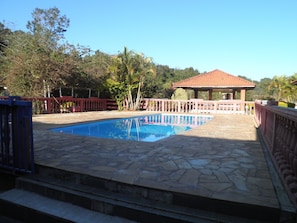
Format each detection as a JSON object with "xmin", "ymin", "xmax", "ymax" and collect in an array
[{"xmin": 1, "ymin": 0, "xmax": 297, "ymax": 81}]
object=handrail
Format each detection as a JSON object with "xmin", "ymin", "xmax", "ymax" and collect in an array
[
  {"xmin": 0, "ymin": 97, "xmax": 109, "ymax": 114},
  {"xmin": 142, "ymin": 98, "xmax": 254, "ymax": 115},
  {"xmin": 255, "ymin": 102, "xmax": 297, "ymax": 207},
  {"xmin": 0, "ymin": 97, "xmax": 255, "ymax": 115},
  {"xmin": 0, "ymin": 96, "xmax": 34, "ymax": 173}
]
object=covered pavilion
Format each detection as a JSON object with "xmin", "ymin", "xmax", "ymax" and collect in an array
[{"xmin": 172, "ymin": 69, "xmax": 256, "ymax": 101}]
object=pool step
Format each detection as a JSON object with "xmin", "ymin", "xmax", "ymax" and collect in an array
[{"xmin": 2, "ymin": 164, "xmax": 284, "ymax": 223}]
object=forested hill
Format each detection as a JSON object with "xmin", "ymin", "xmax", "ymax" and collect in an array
[{"xmin": 1, "ymin": 7, "xmax": 296, "ymax": 103}]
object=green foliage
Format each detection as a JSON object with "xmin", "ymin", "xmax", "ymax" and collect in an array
[
  {"xmin": 2, "ymin": 31, "xmax": 41, "ymax": 96},
  {"xmin": 244, "ymin": 74, "xmax": 297, "ymax": 103},
  {"xmin": 106, "ymin": 47, "xmax": 156, "ymax": 110},
  {"xmin": 147, "ymin": 65, "xmax": 199, "ymax": 99},
  {"xmin": 265, "ymin": 75, "xmax": 297, "ymax": 102},
  {"xmin": 105, "ymin": 78, "xmax": 127, "ymax": 110},
  {"xmin": 171, "ymin": 88, "xmax": 188, "ymax": 100},
  {"xmin": 0, "ymin": 9, "xmax": 90, "ymax": 97},
  {"xmin": 0, "ymin": 23, "xmax": 11, "ymax": 59},
  {"xmin": 26, "ymin": 7, "xmax": 69, "ymax": 49},
  {"xmin": 82, "ymin": 50, "xmax": 111, "ymax": 94},
  {"xmin": 278, "ymin": 101, "xmax": 296, "ymax": 108},
  {"xmin": 0, "ymin": 7, "xmax": 296, "ymax": 104},
  {"xmin": 288, "ymin": 102, "xmax": 296, "ymax": 108}
]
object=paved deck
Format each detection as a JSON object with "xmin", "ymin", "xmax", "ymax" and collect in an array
[{"xmin": 32, "ymin": 111, "xmax": 293, "ymax": 220}]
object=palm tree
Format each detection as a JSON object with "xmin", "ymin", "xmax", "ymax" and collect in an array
[
  {"xmin": 132, "ymin": 53, "xmax": 156, "ymax": 110},
  {"xmin": 107, "ymin": 47, "xmax": 155, "ymax": 110},
  {"xmin": 268, "ymin": 75, "xmax": 295, "ymax": 102}
]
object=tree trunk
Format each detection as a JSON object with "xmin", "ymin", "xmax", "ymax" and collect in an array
[
  {"xmin": 134, "ymin": 81, "xmax": 142, "ymax": 110},
  {"xmin": 47, "ymin": 84, "xmax": 50, "ymax": 97},
  {"xmin": 43, "ymin": 80, "xmax": 47, "ymax": 97},
  {"xmin": 59, "ymin": 87, "xmax": 62, "ymax": 97},
  {"xmin": 127, "ymin": 86, "xmax": 133, "ymax": 110}
]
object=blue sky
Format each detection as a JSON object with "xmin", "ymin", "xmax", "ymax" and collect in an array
[{"xmin": 2, "ymin": 0, "xmax": 297, "ymax": 81}]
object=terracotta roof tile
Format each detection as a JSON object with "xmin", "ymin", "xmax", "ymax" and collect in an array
[{"xmin": 172, "ymin": 69, "xmax": 255, "ymax": 89}]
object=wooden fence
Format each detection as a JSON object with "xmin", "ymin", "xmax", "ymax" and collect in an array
[
  {"xmin": 255, "ymin": 102, "xmax": 297, "ymax": 207},
  {"xmin": 0, "ymin": 97, "xmax": 110, "ymax": 114}
]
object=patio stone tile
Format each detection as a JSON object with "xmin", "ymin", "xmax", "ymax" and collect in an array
[
  {"xmin": 169, "ymin": 169, "xmax": 186, "ymax": 181},
  {"xmin": 32, "ymin": 111, "xmax": 292, "ymax": 215},
  {"xmin": 178, "ymin": 169, "xmax": 200, "ymax": 186},
  {"xmin": 201, "ymin": 182, "xmax": 232, "ymax": 193},
  {"xmin": 111, "ymin": 173, "xmax": 137, "ymax": 184},
  {"xmin": 159, "ymin": 160, "xmax": 178, "ymax": 171},
  {"xmin": 173, "ymin": 159, "xmax": 192, "ymax": 169},
  {"xmin": 212, "ymin": 170, "xmax": 229, "ymax": 183}
]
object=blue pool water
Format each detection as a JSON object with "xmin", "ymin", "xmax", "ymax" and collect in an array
[{"xmin": 51, "ymin": 114, "xmax": 212, "ymax": 142}]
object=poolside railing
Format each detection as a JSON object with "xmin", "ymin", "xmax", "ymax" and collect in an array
[
  {"xmin": 0, "ymin": 97, "xmax": 108, "ymax": 114},
  {"xmin": 28, "ymin": 97, "xmax": 108, "ymax": 114},
  {"xmin": 255, "ymin": 101, "xmax": 297, "ymax": 207},
  {"xmin": 0, "ymin": 97, "xmax": 255, "ymax": 115},
  {"xmin": 142, "ymin": 98, "xmax": 254, "ymax": 115}
]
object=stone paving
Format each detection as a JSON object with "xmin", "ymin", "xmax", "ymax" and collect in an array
[{"xmin": 32, "ymin": 111, "xmax": 286, "ymax": 213}]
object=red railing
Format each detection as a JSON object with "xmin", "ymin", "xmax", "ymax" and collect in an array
[
  {"xmin": 142, "ymin": 98, "xmax": 254, "ymax": 115},
  {"xmin": 255, "ymin": 102, "xmax": 297, "ymax": 207},
  {"xmin": 1, "ymin": 97, "xmax": 109, "ymax": 114},
  {"xmin": 0, "ymin": 97, "xmax": 255, "ymax": 115}
]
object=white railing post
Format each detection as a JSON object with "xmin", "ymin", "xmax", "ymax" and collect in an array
[
  {"xmin": 143, "ymin": 98, "xmax": 254, "ymax": 115},
  {"xmin": 214, "ymin": 101, "xmax": 217, "ymax": 113}
]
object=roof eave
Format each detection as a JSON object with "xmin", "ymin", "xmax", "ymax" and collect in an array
[{"xmin": 172, "ymin": 85, "xmax": 255, "ymax": 89}]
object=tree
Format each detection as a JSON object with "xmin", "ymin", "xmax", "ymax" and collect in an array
[
  {"xmin": 26, "ymin": 7, "xmax": 70, "ymax": 96},
  {"xmin": 107, "ymin": 47, "xmax": 156, "ymax": 110},
  {"xmin": 26, "ymin": 7, "xmax": 69, "ymax": 50},
  {"xmin": 152, "ymin": 65, "xmax": 175, "ymax": 98},
  {"xmin": 0, "ymin": 23, "xmax": 12, "ymax": 58},
  {"xmin": 82, "ymin": 50, "xmax": 112, "ymax": 97},
  {"xmin": 132, "ymin": 53, "xmax": 156, "ymax": 109},
  {"xmin": 287, "ymin": 73, "xmax": 297, "ymax": 102},
  {"xmin": 1, "ymin": 8, "xmax": 79, "ymax": 97},
  {"xmin": 50, "ymin": 44, "xmax": 88, "ymax": 92},
  {"xmin": 0, "ymin": 23, "xmax": 12, "ymax": 91},
  {"xmin": 2, "ymin": 31, "xmax": 41, "ymax": 96},
  {"xmin": 267, "ymin": 75, "xmax": 292, "ymax": 101},
  {"xmin": 254, "ymin": 78, "xmax": 272, "ymax": 99}
]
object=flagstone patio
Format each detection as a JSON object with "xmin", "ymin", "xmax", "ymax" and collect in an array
[{"xmin": 32, "ymin": 111, "xmax": 296, "ymax": 222}]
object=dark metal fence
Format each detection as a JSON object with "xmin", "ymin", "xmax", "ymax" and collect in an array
[{"xmin": 0, "ymin": 96, "xmax": 34, "ymax": 173}]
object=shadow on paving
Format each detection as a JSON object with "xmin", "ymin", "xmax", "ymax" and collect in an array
[
  {"xmin": 0, "ymin": 173, "xmax": 24, "ymax": 223},
  {"xmin": 0, "ymin": 172, "xmax": 16, "ymax": 193},
  {"xmin": 20, "ymin": 112, "xmax": 295, "ymax": 222},
  {"xmin": 30, "ymin": 117, "xmax": 296, "ymax": 221}
]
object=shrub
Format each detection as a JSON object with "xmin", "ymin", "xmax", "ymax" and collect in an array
[{"xmin": 278, "ymin": 101, "xmax": 296, "ymax": 108}]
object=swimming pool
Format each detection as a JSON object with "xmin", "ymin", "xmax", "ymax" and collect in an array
[{"xmin": 51, "ymin": 114, "xmax": 213, "ymax": 142}]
